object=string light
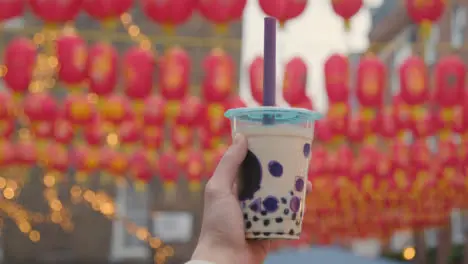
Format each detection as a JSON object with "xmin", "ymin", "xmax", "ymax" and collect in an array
[{"xmin": 403, "ymin": 247, "xmax": 416, "ymax": 260}]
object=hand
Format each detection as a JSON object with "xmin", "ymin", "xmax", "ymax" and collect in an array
[{"xmin": 191, "ymin": 134, "xmax": 311, "ymax": 264}]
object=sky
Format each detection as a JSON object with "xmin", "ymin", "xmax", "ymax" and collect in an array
[{"xmin": 239, "ymin": 0, "xmax": 384, "ymax": 114}]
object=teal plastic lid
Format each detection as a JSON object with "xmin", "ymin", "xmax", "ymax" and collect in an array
[{"xmin": 224, "ymin": 106, "xmax": 322, "ymax": 124}]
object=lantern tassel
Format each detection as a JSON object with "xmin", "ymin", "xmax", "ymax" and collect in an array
[
  {"xmin": 189, "ymin": 180, "xmax": 201, "ymax": 193},
  {"xmin": 162, "ymin": 24, "xmax": 175, "ymax": 35},
  {"xmin": 102, "ymin": 18, "xmax": 118, "ymax": 32},
  {"xmin": 344, "ymin": 19, "xmax": 351, "ymax": 32},
  {"xmin": 163, "ymin": 181, "xmax": 177, "ymax": 203},
  {"xmin": 214, "ymin": 23, "xmax": 228, "ymax": 35},
  {"xmin": 279, "ymin": 21, "xmax": 286, "ymax": 29},
  {"xmin": 419, "ymin": 20, "xmax": 432, "ymax": 43}
]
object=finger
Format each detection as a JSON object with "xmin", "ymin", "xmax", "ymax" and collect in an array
[
  {"xmin": 306, "ymin": 181, "xmax": 312, "ymax": 194},
  {"xmin": 208, "ymin": 134, "xmax": 248, "ymax": 192}
]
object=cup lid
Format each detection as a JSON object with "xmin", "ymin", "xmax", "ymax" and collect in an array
[{"xmin": 224, "ymin": 106, "xmax": 322, "ymax": 124}]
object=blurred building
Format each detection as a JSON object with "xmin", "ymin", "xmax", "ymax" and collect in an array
[{"xmin": 0, "ymin": 6, "xmax": 243, "ymax": 264}]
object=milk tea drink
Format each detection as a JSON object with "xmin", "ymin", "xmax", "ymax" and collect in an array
[{"xmin": 225, "ymin": 107, "xmax": 321, "ymax": 240}]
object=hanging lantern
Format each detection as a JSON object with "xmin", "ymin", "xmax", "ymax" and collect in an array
[
  {"xmin": 130, "ymin": 149, "xmax": 153, "ymax": 192},
  {"xmin": 141, "ymin": 125, "xmax": 164, "ymax": 150},
  {"xmin": 100, "ymin": 94, "xmax": 131, "ymax": 129},
  {"xmin": 356, "ymin": 54, "xmax": 385, "ymax": 121},
  {"xmin": 258, "ymin": 0, "xmax": 308, "ymax": 28},
  {"xmin": 83, "ymin": 0, "xmax": 133, "ymax": 29},
  {"xmin": 142, "ymin": 95, "xmax": 166, "ymax": 127},
  {"xmin": 3, "ymin": 38, "xmax": 36, "ymax": 99},
  {"xmin": 198, "ymin": 0, "xmax": 246, "ymax": 33},
  {"xmin": 123, "ymin": 46, "xmax": 156, "ymax": 111},
  {"xmin": 315, "ymin": 118, "xmax": 333, "ymax": 144},
  {"xmin": 83, "ymin": 118, "xmax": 106, "ymax": 147},
  {"xmin": 346, "ymin": 115, "xmax": 365, "ymax": 144},
  {"xmin": 63, "ymin": 95, "xmax": 97, "ymax": 127},
  {"xmin": 159, "ymin": 152, "xmax": 179, "ymax": 202},
  {"xmin": 409, "ymin": 108, "xmax": 435, "ymax": 139},
  {"xmin": 249, "ymin": 56, "xmax": 264, "ymax": 104},
  {"xmin": 101, "ymin": 147, "xmax": 129, "ymax": 185},
  {"xmin": 324, "ymin": 53, "xmax": 349, "ymax": 103},
  {"xmin": 23, "ymin": 92, "xmax": 58, "ymax": 124},
  {"xmin": 0, "ymin": 92, "xmax": 16, "ymax": 123},
  {"xmin": 202, "ymin": 48, "xmax": 235, "ymax": 103},
  {"xmin": 171, "ymin": 122, "xmax": 195, "ymax": 152},
  {"xmin": 399, "ymin": 56, "xmax": 429, "ymax": 105},
  {"xmin": 0, "ymin": 118, "xmax": 14, "ymax": 141},
  {"xmin": 176, "ymin": 95, "xmax": 203, "ymax": 127},
  {"xmin": 15, "ymin": 140, "xmax": 37, "ymax": 183},
  {"xmin": 29, "ymin": 0, "xmax": 82, "ymax": 25},
  {"xmin": 118, "ymin": 118, "xmax": 141, "ymax": 151},
  {"xmin": 159, "ymin": 46, "xmax": 190, "ymax": 121},
  {"xmin": 141, "ymin": 0, "xmax": 197, "ymax": 34},
  {"xmin": 202, "ymin": 101, "xmax": 230, "ymax": 137},
  {"xmin": 185, "ymin": 149, "xmax": 204, "ymax": 193},
  {"xmin": 56, "ymin": 32, "xmax": 88, "ymax": 93},
  {"xmin": 0, "ymin": 140, "xmax": 16, "ymax": 180},
  {"xmin": 331, "ymin": 0, "xmax": 363, "ymax": 31},
  {"xmin": 410, "ymin": 140, "xmax": 432, "ymax": 186},
  {"xmin": 434, "ymin": 55, "xmax": 466, "ymax": 133},
  {"xmin": 376, "ymin": 106, "xmax": 398, "ymax": 142},
  {"xmin": 53, "ymin": 118, "xmax": 74, "ymax": 146},
  {"xmin": 327, "ymin": 102, "xmax": 350, "ymax": 144},
  {"xmin": 0, "ymin": 0, "xmax": 25, "ymax": 21},
  {"xmin": 72, "ymin": 145, "xmax": 100, "ymax": 185},
  {"xmin": 283, "ymin": 57, "xmax": 308, "ymax": 105},
  {"xmin": 43, "ymin": 142, "xmax": 69, "ymax": 183},
  {"xmin": 393, "ymin": 94, "xmax": 412, "ymax": 139},
  {"xmin": 87, "ymin": 42, "xmax": 118, "ymax": 97},
  {"xmin": 405, "ymin": 0, "xmax": 445, "ymax": 41}
]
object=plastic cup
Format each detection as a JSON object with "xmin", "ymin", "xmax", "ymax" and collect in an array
[{"xmin": 225, "ymin": 106, "xmax": 322, "ymax": 240}]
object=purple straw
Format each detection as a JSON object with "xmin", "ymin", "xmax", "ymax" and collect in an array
[{"xmin": 263, "ymin": 17, "xmax": 276, "ymax": 107}]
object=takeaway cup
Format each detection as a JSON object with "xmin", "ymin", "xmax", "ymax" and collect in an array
[{"xmin": 224, "ymin": 106, "xmax": 321, "ymax": 240}]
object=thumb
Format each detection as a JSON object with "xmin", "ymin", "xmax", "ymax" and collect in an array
[{"xmin": 207, "ymin": 134, "xmax": 247, "ymax": 193}]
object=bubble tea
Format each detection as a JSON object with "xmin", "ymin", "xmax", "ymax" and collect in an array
[{"xmin": 225, "ymin": 107, "xmax": 321, "ymax": 239}]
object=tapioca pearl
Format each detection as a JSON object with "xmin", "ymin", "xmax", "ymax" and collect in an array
[
  {"xmin": 249, "ymin": 198, "xmax": 261, "ymax": 213},
  {"xmin": 295, "ymin": 177, "xmax": 305, "ymax": 192},
  {"xmin": 263, "ymin": 196, "xmax": 279, "ymax": 213},
  {"xmin": 289, "ymin": 191, "xmax": 294, "ymax": 196},
  {"xmin": 263, "ymin": 219, "xmax": 270, "ymax": 227},
  {"xmin": 241, "ymin": 202, "xmax": 246, "ymax": 209},
  {"xmin": 300, "ymin": 211, "xmax": 303, "ymax": 218},
  {"xmin": 263, "ymin": 232, "xmax": 271, "ymax": 236},
  {"xmin": 281, "ymin": 197, "xmax": 287, "ymax": 204},
  {"xmin": 261, "ymin": 210, "xmax": 268, "ymax": 216},
  {"xmin": 253, "ymin": 216, "xmax": 259, "ymax": 222},
  {"xmin": 245, "ymin": 221, "xmax": 252, "ymax": 229},
  {"xmin": 284, "ymin": 208, "xmax": 290, "ymax": 215},
  {"xmin": 268, "ymin": 160, "xmax": 283, "ymax": 177},
  {"xmin": 292, "ymin": 213, "xmax": 297, "ymax": 221},
  {"xmin": 295, "ymin": 221, "xmax": 301, "ymax": 226},
  {"xmin": 276, "ymin": 232, "xmax": 284, "ymax": 235},
  {"xmin": 275, "ymin": 217, "xmax": 283, "ymax": 223},
  {"xmin": 253, "ymin": 232, "xmax": 261, "ymax": 236},
  {"xmin": 243, "ymin": 213, "xmax": 248, "ymax": 220},
  {"xmin": 289, "ymin": 229, "xmax": 295, "ymax": 235},
  {"xmin": 290, "ymin": 196, "xmax": 300, "ymax": 213},
  {"xmin": 303, "ymin": 143, "xmax": 311, "ymax": 158}
]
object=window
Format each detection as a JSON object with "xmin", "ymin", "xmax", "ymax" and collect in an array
[
  {"xmin": 110, "ymin": 183, "xmax": 150, "ymax": 261},
  {"xmin": 451, "ymin": 4, "xmax": 466, "ymax": 48}
]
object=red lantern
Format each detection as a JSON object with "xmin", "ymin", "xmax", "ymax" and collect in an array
[
  {"xmin": 399, "ymin": 56, "xmax": 429, "ymax": 105},
  {"xmin": 410, "ymin": 140, "xmax": 431, "ymax": 171},
  {"xmin": 118, "ymin": 119, "xmax": 141, "ymax": 148},
  {"xmin": 324, "ymin": 53, "xmax": 349, "ymax": 103},
  {"xmin": 185, "ymin": 149, "xmax": 205, "ymax": 192},
  {"xmin": 170, "ymin": 123, "xmax": 195, "ymax": 152},
  {"xmin": 44, "ymin": 142, "xmax": 69, "ymax": 175},
  {"xmin": 23, "ymin": 92, "xmax": 58, "ymax": 123},
  {"xmin": 56, "ymin": 32, "xmax": 88, "ymax": 91},
  {"xmin": 159, "ymin": 46, "xmax": 190, "ymax": 100},
  {"xmin": 327, "ymin": 103, "xmax": 350, "ymax": 141},
  {"xmin": 29, "ymin": 0, "xmax": 82, "ymax": 24},
  {"xmin": 72, "ymin": 145, "xmax": 100, "ymax": 182},
  {"xmin": 123, "ymin": 46, "xmax": 155, "ymax": 102},
  {"xmin": 258, "ymin": 0, "xmax": 307, "ymax": 27},
  {"xmin": 249, "ymin": 56, "xmax": 264, "ymax": 104},
  {"xmin": 63, "ymin": 95, "xmax": 96, "ymax": 126},
  {"xmin": 0, "ymin": 118, "xmax": 15, "ymax": 140},
  {"xmin": 143, "ymin": 95, "xmax": 166, "ymax": 127},
  {"xmin": 202, "ymin": 102, "xmax": 230, "ymax": 136},
  {"xmin": 83, "ymin": 118, "xmax": 106, "ymax": 146},
  {"xmin": 83, "ymin": 0, "xmax": 133, "ymax": 22},
  {"xmin": 16, "ymin": 140, "xmax": 37, "ymax": 167},
  {"xmin": 202, "ymin": 48, "xmax": 235, "ymax": 102},
  {"xmin": 0, "ymin": 92, "xmax": 16, "ymax": 121},
  {"xmin": 100, "ymin": 94, "xmax": 131, "ymax": 127},
  {"xmin": 393, "ymin": 94, "xmax": 412, "ymax": 135},
  {"xmin": 409, "ymin": 108, "xmax": 435, "ymax": 139},
  {"xmin": 141, "ymin": 0, "xmax": 197, "ymax": 32},
  {"xmin": 434, "ymin": 55, "xmax": 466, "ymax": 107},
  {"xmin": 87, "ymin": 42, "xmax": 118, "ymax": 97},
  {"xmin": 376, "ymin": 106, "xmax": 398, "ymax": 141},
  {"xmin": 405, "ymin": 0, "xmax": 445, "ymax": 35},
  {"xmin": 346, "ymin": 115, "xmax": 365, "ymax": 143},
  {"xmin": 176, "ymin": 95, "xmax": 203, "ymax": 127},
  {"xmin": 356, "ymin": 54, "xmax": 385, "ymax": 112},
  {"xmin": 130, "ymin": 149, "xmax": 153, "ymax": 187},
  {"xmin": 159, "ymin": 152, "xmax": 179, "ymax": 190},
  {"xmin": 198, "ymin": 0, "xmax": 246, "ymax": 32},
  {"xmin": 314, "ymin": 119, "xmax": 333, "ymax": 143},
  {"xmin": 293, "ymin": 97, "xmax": 314, "ymax": 110},
  {"xmin": 331, "ymin": 0, "xmax": 363, "ymax": 30},
  {"xmin": 141, "ymin": 125, "xmax": 164, "ymax": 150},
  {"xmin": 102, "ymin": 148, "xmax": 129, "ymax": 178},
  {"xmin": 227, "ymin": 95, "xmax": 246, "ymax": 109},
  {"xmin": 3, "ymin": 38, "xmax": 36, "ymax": 97},
  {"xmin": 0, "ymin": 141, "xmax": 16, "ymax": 171},
  {"xmin": 53, "ymin": 119, "xmax": 74, "ymax": 145},
  {"xmin": 0, "ymin": 0, "xmax": 25, "ymax": 21},
  {"xmin": 283, "ymin": 57, "xmax": 307, "ymax": 105}
]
